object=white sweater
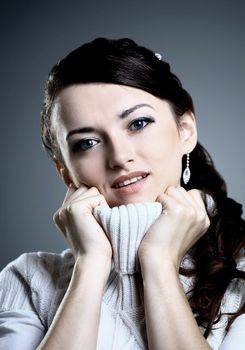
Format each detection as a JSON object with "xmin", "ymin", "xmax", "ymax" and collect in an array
[{"xmin": 0, "ymin": 203, "xmax": 244, "ymax": 350}]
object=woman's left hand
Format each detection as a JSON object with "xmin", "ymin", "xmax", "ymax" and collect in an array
[{"xmin": 138, "ymin": 186, "xmax": 210, "ymax": 270}]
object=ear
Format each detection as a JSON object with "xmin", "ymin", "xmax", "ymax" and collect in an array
[
  {"xmin": 53, "ymin": 158, "xmax": 73, "ymax": 188},
  {"xmin": 178, "ymin": 111, "xmax": 198, "ymax": 154}
]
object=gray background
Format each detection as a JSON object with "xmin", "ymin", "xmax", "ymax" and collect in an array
[{"xmin": 0, "ymin": 0, "xmax": 244, "ymax": 270}]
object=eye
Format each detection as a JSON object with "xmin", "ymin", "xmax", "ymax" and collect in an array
[
  {"xmin": 72, "ymin": 139, "xmax": 99, "ymax": 153},
  {"xmin": 129, "ymin": 117, "xmax": 155, "ymax": 131}
]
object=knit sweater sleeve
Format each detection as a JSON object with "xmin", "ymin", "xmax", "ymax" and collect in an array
[
  {"xmin": 219, "ymin": 313, "xmax": 245, "ymax": 350},
  {"xmin": 0, "ymin": 250, "xmax": 74, "ymax": 350},
  {"xmin": 0, "ymin": 310, "xmax": 44, "ymax": 350},
  {"xmin": 0, "ymin": 253, "xmax": 45, "ymax": 349}
]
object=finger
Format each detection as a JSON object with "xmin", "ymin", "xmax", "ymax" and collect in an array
[
  {"xmin": 163, "ymin": 186, "xmax": 197, "ymax": 210},
  {"xmin": 53, "ymin": 208, "xmax": 66, "ymax": 233},
  {"xmin": 166, "ymin": 187, "xmax": 206, "ymax": 211},
  {"xmin": 156, "ymin": 191, "xmax": 176, "ymax": 211},
  {"xmin": 188, "ymin": 189, "xmax": 206, "ymax": 210},
  {"xmin": 188, "ymin": 190, "xmax": 210, "ymax": 229},
  {"xmin": 68, "ymin": 186, "xmax": 102, "ymax": 204},
  {"xmin": 66, "ymin": 194, "xmax": 108, "ymax": 216},
  {"xmin": 165, "ymin": 186, "xmax": 194, "ymax": 208},
  {"xmin": 178, "ymin": 187, "xmax": 205, "ymax": 208},
  {"xmin": 62, "ymin": 184, "xmax": 77, "ymax": 205},
  {"xmin": 69, "ymin": 192, "xmax": 110, "ymax": 209},
  {"xmin": 54, "ymin": 193, "xmax": 107, "ymax": 230},
  {"xmin": 188, "ymin": 190, "xmax": 215, "ymax": 217},
  {"xmin": 95, "ymin": 195, "xmax": 109, "ymax": 208},
  {"xmin": 63, "ymin": 184, "xmax": 97, "ymax": 206}
]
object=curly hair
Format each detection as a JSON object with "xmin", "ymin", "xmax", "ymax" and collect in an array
[{"xmin": 40, "ymin": 37, "xmax": 245, "ymax": 336}]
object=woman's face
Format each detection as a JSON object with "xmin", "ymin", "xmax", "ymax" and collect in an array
[{"xmin": 52, "ymin": 83, "xmax": 197, "ymax": 207}]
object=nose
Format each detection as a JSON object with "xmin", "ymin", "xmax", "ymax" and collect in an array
[{"xmin": 107, "ymin": 137, "xmax": 134, "ymax": 169}]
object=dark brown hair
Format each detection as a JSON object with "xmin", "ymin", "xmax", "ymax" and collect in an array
[{"xmin": 41, "ymin": 37, "xmax": 245, "ymax": 336}]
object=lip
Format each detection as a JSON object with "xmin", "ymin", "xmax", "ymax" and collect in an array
[{"xmin": 111, "ymin": 171, "xmax": 149, "ymax": 188}]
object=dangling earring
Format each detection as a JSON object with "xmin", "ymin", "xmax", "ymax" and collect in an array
[{"xmin": 183, "ymin": 152, "xmax": 191, "ymax": 185}]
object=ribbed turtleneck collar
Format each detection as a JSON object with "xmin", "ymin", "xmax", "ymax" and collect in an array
[{"xmin": 94, "ymin": 202, "xmax": 162, "ymax": 275}]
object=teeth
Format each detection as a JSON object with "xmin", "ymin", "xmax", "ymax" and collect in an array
[{"xmin": 116, "ymin": 175, "xmax": 145, "ymax": 188}]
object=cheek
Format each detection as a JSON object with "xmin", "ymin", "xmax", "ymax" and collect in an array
[
  {"xmin": 68, "ymin": 157, "xmax": 104, "ymax": 187},
  {"xmin": 154, "ymin": 152, "xmax": 182, "ymax": 177},
  {"xmin": 147, "ymin": 135, "xmax": 183, "ymax": 183},
  {"xmin": 146, "ymin": 130, "xmax": 182, "ymax": 163}
]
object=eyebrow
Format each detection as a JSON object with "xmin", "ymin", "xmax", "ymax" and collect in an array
[
  {"xmin": 118, "ymin": 103, "xmax": 154, "ymax": 119},
  {"xmin": 66, "ymin": 103, "xmax": 154, "ymax": 140}
]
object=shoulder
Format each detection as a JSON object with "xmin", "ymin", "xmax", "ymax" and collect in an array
[
  {"xmin": 0, "ymin": 250, "xmax": 74, "ymax": 326},
  {"xmin": 0, "ymin": 249, "xmax": 74, "ymax": 286}
]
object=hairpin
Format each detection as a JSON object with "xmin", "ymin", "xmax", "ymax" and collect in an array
[{"xmin": 155, "ymin": 52, "xmax": 162, "ymax": 60}]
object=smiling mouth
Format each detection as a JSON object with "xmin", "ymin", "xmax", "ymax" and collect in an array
[{"xmin": 114, "ymin": 174, "xmax": 148, "ymax": 188}]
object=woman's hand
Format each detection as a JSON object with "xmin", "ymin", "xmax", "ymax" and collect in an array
[
  {"xmin": 54, "ymin": 184, "xmax": 112, "ymax": 263},
  {"xmin": 138, "ymin": 186, "xmax": 210, "ymax": 271},
  {"xmin": 39, "ymin": 185, "xmax": 112, "ymax": 350},
  {"xmin": 138, "ymin": 187, "xmax": 212, "ymax": 350}
]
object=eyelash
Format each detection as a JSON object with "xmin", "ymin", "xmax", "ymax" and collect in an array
[
  {"xmin": 128, "ymin": 117, "xmax": 155, "ymax": 131},
  {"xmin": 72, "ymin": 139, "xmax": 100, "ymax": 153},
  {"xmin": 71, "ymin": 117, "xmax": 155, "ymax": 153}
]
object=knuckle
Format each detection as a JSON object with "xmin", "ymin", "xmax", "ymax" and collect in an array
[
  {"xmin": 166, "ymin": 186, "xmax": 176, "ymax": 195},
  {"xmin": 65, "ymin": 202, "xmax": 79, "ymax": 215},
  {"xmin": 205, "ymin": 215, "xmax": 211, "ymax": 228},
  {"xmin": 98, "ymin": 194, "xmax": 105, "ymax": 200},
  {"xmin": 66, "ymin": 205, "xmax": 72, "ymax": 213},
  {"xmin": 188, "ymin": 189, "xmax": 195, "ymax": 194},
  {"xmin": 53, "ymin": 210, "xmax": 58, "ymax": 221},
  {"xmin": 189, "ymin": 189, "xmax": 198, "ymax": 195},
  {"xmin": 88, "ymin": 186, "xmax": 99, "ymax": 194},
  {"xmin": 187, "ymin": 207, "xmax": 196, "ymax": 219},
  {"xmin": 53, "ymin": 209, "xmax": 66, "ymax": 233},
  {"xmin": 196, "ymin": 210, "xmax": 205, "ymax": 222},
  {"xmin": 199, "ymin": 212, "xmax": 210, "ymax": 232},
  {"xmin": 53, "ymin": 209, "xmax": 62, "ymax": 223},
  {"xmin": 178, "ymin": 186, "xmax": 187, "ymax": 193},
  {"xmin": 189, "ymin": 189, "xmax": 203, "ymax": 201}
]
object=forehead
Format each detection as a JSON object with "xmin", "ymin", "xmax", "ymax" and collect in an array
[{"xmin": 53, "ymin": 83, "xmax": 174, "ymax": 128}]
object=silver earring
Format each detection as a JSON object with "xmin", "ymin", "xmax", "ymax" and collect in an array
[{"xmin": 183, "ymin": 153, "xmax": 191, "ymax": 185}]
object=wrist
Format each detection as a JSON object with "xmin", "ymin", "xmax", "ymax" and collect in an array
[
  {"xmin": 74, "ymin": 254, "xmax": 112, "ymax": 284},
  {"xmin": 139, "ymin": 250, "xmax": 179, "ymax": 278}
]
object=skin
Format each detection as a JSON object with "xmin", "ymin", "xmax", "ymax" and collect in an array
[
  {"xmin": 38, "ymin": 83, "xmax": 211, "ymax": 350},
  {"xmin": 52, "ymin": 83, "xmax": 196, "ymax": 207}
]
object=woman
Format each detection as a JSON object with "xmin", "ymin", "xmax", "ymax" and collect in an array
[{"xmin": 0, "ymin": 38, "xmax": 244, "ymax": 350}]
